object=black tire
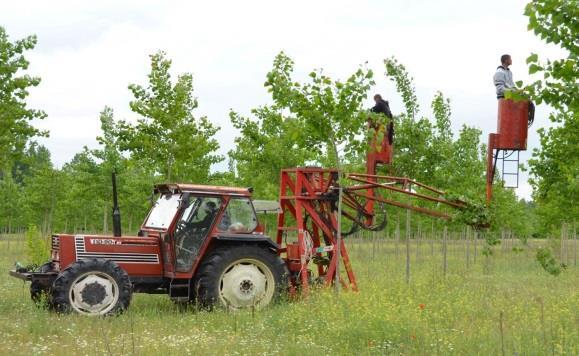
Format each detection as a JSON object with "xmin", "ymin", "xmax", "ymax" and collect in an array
[
  {"xmin": 30, "ymin": 262, "xmax": 53, "ymax": 308},
  {"xmin": 50, "ymin": 259, "xmax": 132, "ymax": 316},
  {"xmin": 193, "ymin": 244, "xmax": 288, "ymax": 310}
]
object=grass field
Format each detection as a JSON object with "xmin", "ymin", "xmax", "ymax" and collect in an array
[{"xmin": 0, "ymin": 232, "xmax": 577, "ymax": 355}]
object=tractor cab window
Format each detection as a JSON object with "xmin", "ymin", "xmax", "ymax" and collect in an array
[
  {"xmin": 218, "ymin": 198, "xmax": 258, "ymax": 233},
  {"xmin": 144, "ymin": 194, "xmax": 181, "ymax": 229},
  {"xmin": 174, "ymin": 197, "xmax": 222, "ymax": 272}
]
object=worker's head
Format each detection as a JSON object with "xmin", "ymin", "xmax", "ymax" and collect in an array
[
  {"xmin": 500, "ymin": 54, "xmax": 512, "ymax": 67},
  {"xmin": 373, "ymin": 94, "xmax": 382, "ymax": 103},
  {"xmin": 204, "ymin": 201, "xmax": 217, "ymax": 214}
]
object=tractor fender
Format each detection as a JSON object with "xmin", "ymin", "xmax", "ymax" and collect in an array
[{"xmin": 213, "ymin": 233, "xmax": 279, "ymax": 252}]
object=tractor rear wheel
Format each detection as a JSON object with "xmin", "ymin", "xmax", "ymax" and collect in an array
[
  {"xmin": 194, "ymin": 244, "xmax": 288, "ymax": 310},
  {"xmin": 51, "ymin": 259, "xmax": 132, "ymax": 316}
]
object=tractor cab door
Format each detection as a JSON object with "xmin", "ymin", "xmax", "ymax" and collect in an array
[
  {"xmin": 143, "ymin": 193, "xmax": 183, "ymax": 277},
  {"xmin": 173, "ymin": 196, "xmax": 222, "ymax": 273}
]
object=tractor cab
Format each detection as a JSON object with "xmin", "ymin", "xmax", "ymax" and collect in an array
[{"xmin": 140, "ymin": 183, "xmax": 266, "ymax": 279}]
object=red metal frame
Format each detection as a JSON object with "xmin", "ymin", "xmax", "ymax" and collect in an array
[
  {"xmin": 344, "ymin": 173, "xmax": 465, "ymax": 222},
  {"xmin": 486, "ymin": 99, "xmax": 530, "ymax": 204},
  {"xmin": 365, "ymin": 121, "xmax": 394, "ymax": 223},
  {"xmin": 273, "ymin": 120, "xmax": 472, "ymax": 295},
  {"xmin": 276, "ymin": 168, "xmax": 358, "ymax": 295}
]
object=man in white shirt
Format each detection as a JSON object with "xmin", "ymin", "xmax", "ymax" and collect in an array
[{"xmin": 494, "ymin": 54, "xmax": 515, "ymax": 99}]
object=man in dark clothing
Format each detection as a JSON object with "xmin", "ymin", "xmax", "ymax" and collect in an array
[
  {"xmin": 370, "ymin": 94, "xmax": 394, "ymax": 145},
  {"xmin": 191, "ymin": 201, "xmax": 218, "ymax": 229},
  {"xmin": 371, "ymin": 94, "xmax": 393, "ymax": 119}
]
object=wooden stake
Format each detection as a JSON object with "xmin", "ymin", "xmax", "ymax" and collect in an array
[
  {"xmin": 395, "ymin": 217, "xmax": 400, "ymax": 258},
  {"xmin": 474, "ymin": 230, "xmax": 478, "ymax": 264},
  {"xmin": 443, "ymin": 226, "xmax": 448, "ymax": 277},
  {"xmin": 405, "ymin": 209, "xmax": 411, "ymax": 284},
  {"xmin": 466, "ymin": 226, "xmax": 470, "ymax": 269},
  {"xmin": 574, "ymin": 222, "xmax": 577, "ymax": 267}
]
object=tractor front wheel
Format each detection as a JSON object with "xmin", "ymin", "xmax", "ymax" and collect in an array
[
  {"xmin": 51, "ymin": 259, "xmax": 132, "ymax": 316},
  {"xmin": 194, "ymin": 244, "xmax": 288, "ymax": 310}
]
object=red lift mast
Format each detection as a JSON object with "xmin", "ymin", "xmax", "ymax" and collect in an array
[{"xmin": 486, "ymin": 99, "xmax": 533, "ymax": 204}]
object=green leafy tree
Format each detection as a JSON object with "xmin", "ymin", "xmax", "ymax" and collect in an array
[
  {"xmin": 264, "ymin": 52, "xmax": 375, "ymax": 168},
  {"xmin": 0, "ymin": 172, "xmax": 22, "ymax": 232},
  {"xmin": 94, "ymin": 107, "xmax": 123, "ymax": 175},
  {"xmin": 384, "ymin": 57, "xmax": 419, "ymax": 119},
  {"xmin": 20, "ymin": 145, "xmax": 62, "ymax": 235},
  {"xmin": 117, "ymin": 51, "xmax": 222, "ymax": 182},
  {"xmin": 59, "ymin": 149, "xmax": 103, "ymax": 233},
  {"xmin": 523, "ymin": 0, "xmax": 578, "ymax": 114},
  {"xmin": 0, "ymin": 27, "xmax": 47, "ymax": 172},
  {"xmin": 523, "ymin": 0, "xmax": 578, "ymax": 231},
  {"xmin": 228, "ymin": 106, "xmax": 316, "ymax": 198}
]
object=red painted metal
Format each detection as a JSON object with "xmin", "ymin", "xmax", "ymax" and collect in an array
[
  {"xmin": 55, "ymin": 234, "xmax": 164, "ymax": 276},
  {"xmin": 365, "ymin": 121, "xmax": 394, "ymax": 223},
  {"xmin": 155, "ymin": 183, "xmax": 251, "ymax": 196},
  {"xmin": 343, "ymin": 173, "xmax": 466, "ymax": 224},
  {"xmin": 341, "ymin": 118, "xmax": 467, "ymax": 231},
  {"xmin": 486, "ymin": 99, "xmax": 531, "ymax": 203},
  {"xmin": 496, "ymin": 99, "xmax": 529, "ymax": 150},
  {"xmin": 366, "ymin": 121, "xmax": 394, "ymax": 174},
  {"xmin": 276, "ymin": 168, "xmax": 358, "ymax": 295}
]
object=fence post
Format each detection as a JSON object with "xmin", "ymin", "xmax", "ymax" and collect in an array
[
  {"xmin": 416, "ymin": 224, "xmax": 421, "ymax": 262},
  {"xmin": 501, "ymin": 229, "xmax": 505, "ymax": 252},
  {"xmin": 466, "ymin": 226, "xmax": 471, "ymax": 269},
  {"xmin": 443, "ymin": 226, "xmax": 448, "ymax": 277},
  {"xmin": 560, "ymin": 223, "xmax": 566, "ymax": 265},
  {"xmin": 430, "ymin": 221, "xmax": 435, "ymax": 256},
  {"xmin": 405, "ymin": 209, "xmax": 411, "ymax": 284},
  {"xmin": 474, "ymin": 229, "xmax": 478, "ymax": 264},
  {"xmin": 373, "ymin": 231, "xmax": 377, "ymax": 260},
  {"xmin": 395, "ymin": 217, "xmax": 400, "ymax": 258},
  {"xmin": 574, "ymin": 222, "xmax": 577, "ymax": 267}
]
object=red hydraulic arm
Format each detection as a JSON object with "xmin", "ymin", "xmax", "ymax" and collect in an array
[{"xmin": 275, "ymin": 117, "xmax": 468, "ymax": 294}]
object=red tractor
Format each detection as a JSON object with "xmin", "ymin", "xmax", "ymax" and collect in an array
[{"xmin": 11, "ymin": 181, "xmax": 288, "ymax": 315}]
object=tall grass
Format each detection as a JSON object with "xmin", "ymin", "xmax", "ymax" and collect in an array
[{"xmin": 0, "ymin": 231, "xmax": 577, "ymax": 355}]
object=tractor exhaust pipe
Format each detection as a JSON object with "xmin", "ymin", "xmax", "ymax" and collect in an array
[{"xmin": 112, "ymin": 172, "xmax": 122, "ymax": 237}]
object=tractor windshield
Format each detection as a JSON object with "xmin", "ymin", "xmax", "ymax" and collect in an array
[{"xmin": 144, "ymin": 194, "xmax": 181, "ymax": 229}]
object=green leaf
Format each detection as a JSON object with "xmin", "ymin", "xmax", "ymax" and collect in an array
[
  {"xmin": 526, "ymin": 53, "xmax": 538, "ymax": 64},
  {"xmin": 529, "ymin": 64, "xmax": 541, "ymax": 74}
]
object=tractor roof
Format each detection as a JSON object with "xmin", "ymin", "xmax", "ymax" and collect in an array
[{"xmin": 154, "ymin": 183, "xmax": 252, "ymax": 197}]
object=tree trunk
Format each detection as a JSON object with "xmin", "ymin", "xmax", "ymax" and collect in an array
[
  {"xmin": 103, "ymin": 204, "xmax": 108, "ymax": 234},
  {"xmin": 328, "ymin": 140, "xmax": 341, "ymax": 170}
]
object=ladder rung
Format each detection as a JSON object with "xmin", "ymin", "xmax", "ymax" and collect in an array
[
  {"xmin": 171, "ymin": 284, "xmax": 189, "ymax": 288},
  {"xmin": 278, "ymin": 226, "xmax": 298, "ymax": 231}
]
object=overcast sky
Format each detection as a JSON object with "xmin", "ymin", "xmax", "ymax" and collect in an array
[{"xmin": 0, "ymin": 0, "xmax": 565, "ymax": 200}]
